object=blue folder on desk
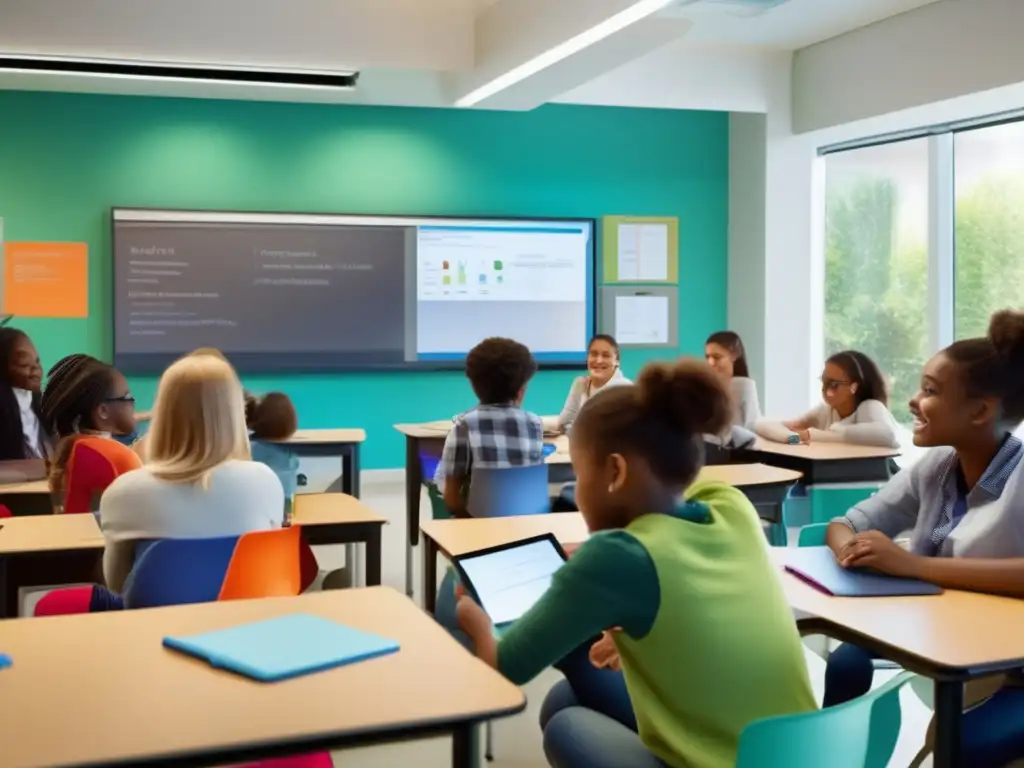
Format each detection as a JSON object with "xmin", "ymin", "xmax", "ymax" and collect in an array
[
  {"xmin": 784, "ymin": 546, "xmax": 943, "ymax": 597},
  {"xmin": 163, "ymin": 614, "xmax": 400, "ymax": 682}
]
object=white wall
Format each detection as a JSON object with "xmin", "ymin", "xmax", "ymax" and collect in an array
[{"xmin": 793, "ymin": 0, "xmax": 1024, "ymax": 133}]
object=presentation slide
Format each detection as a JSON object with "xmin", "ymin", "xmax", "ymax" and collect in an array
[
  {"xmin": 459, "ymin": 539, "xmax": 566, "ymax": 626},
  {"xmin": 112, "ymin": 210, "xmax": 594, "ymax": 373}
]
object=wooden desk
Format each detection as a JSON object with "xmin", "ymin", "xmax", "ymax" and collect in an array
[
  {"xmin": 0, "ymin": 514, "xmax": 104, "ymax": 618},
  {"xmin": 394, "ymin": 420, "xmax": 569, "ymax": 598},
  {"xmin": 738, "ymin": 439, "xmax": 900, "ymax": 484},
  {"xmin": 292, "ymin": 493, "xmax": 386, "ymax": 586},
  {"xmin": 418, "ymin": 464, "xmax": 803, "ymax": 614},
  {"xmin": 0, "ymin": 588, "xmax": 525, "ymax": 768},
  {"xmin": 280, "ymin": 428, "xmax": 367, "ymax": 498},
  {"xmin": 774, "ymin": 549, "xmax": 1024, "ymax": 768},
  {"xmin": 0, "ymin": 494, "xmax": 387, "ymax": 617},
  {"xmin": 0, "ymin": 478, "xmax": 54, "ymax": 516}
]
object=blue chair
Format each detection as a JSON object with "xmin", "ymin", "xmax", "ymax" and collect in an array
[
  {"xmin": 467, "ymin": 463, "xmax": 551, "ymax": 518},
  {"xmin": 737, "ymin": 671, "xmax": 914, "ymax": 768},
  {"xmin": 123, "ymin": 536, "xmax": 239, "ymax": 609}
]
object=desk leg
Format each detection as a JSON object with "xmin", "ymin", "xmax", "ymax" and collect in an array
[
  {"xmin": 452, "ymin": 723, "xmax": 480, "ymax": 768},
  {"xmin": 365, "ymin": 525, "xmax": 382, "ymax": 586},
  {"xmin": 405, "ymin": 436, "xmax": 422, "ymax": 597},
  {"xmin": 342, "ymin": 444, "xmax": 362, "ymax": 499},
  {"xmin": 423, "ymin": 536, "xmax": 439, "ymax": 614},
  {"xmin": 933, "ymin": 680, "xmax": 963, "ymax": 768},
  {"xmin": 0, "ymin": 557, "xmax": 8, "ymax": 619}
]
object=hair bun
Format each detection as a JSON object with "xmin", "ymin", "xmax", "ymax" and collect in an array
[
  {"xmin": 636, "ymin": 359, "xmax": 733, "ymax": 438},
  {"xmin": 989, "ymin": 309, "xmax": 1024, "ymax": 361}
]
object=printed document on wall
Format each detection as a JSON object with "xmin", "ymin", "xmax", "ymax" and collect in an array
[
  {"xmin": 615, "ymin": 295, "xmax": 669, "ymax": 346},
  {"xmin": 616, "ymin": 223, "xmax": 668, "ymax": 282}
]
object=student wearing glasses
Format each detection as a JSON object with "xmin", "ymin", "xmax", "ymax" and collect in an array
[
  {"xmin": 39, "ymin": 355, "xmax": 142, "ymax": 513},
  {"xmin": 755, "ymin": 350, "xmax": 900, "ymax": 449}
]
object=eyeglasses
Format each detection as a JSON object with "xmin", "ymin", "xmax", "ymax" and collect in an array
[
  {"xmin": 821, "ymin": 379, "xmax": 851, "ymax": 392},
  {"xmin": 106, "ymin": 394, "xmax": 136, "ymax": 404}
]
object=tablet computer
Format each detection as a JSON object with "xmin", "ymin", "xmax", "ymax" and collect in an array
[{"xmin": 452, "ymin": 533, "xmax": 568, "ymax": 637}]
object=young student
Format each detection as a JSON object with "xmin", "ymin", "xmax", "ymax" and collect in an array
[
  {"xmin": 825, "ymin": 309, "xmax": 1024, "ymax": 767},
  {"xmin": 755, "ymin": 350, "xmax": 900, "ymax": 448},
  {"xmin": 0, "ymin": 328, "xmax": 48, "ymax": 460},
  {"xmin": 705, "ymin": 330, "xmax": 761, "ymax": 430},
  {"xmin": 100, "ymin": 353, "xmax": 283, "ymax": 593},
  {"xmin": 455, "ymin": 360, "xmax": 816, "ymax": 768},
  {"xmin": 433, "ymin": 337, "xmax": 544, "ymax": 514},
  {"xmin": 39, "ymin": 355, "xmax": 140, "ymax": 510},
  {"xmin": 247, "ymin": 391, "xmax": 300, "ymax": 517},
  {"xmin": 557, "ymin": 334, "xmax": 631, "ymax": 432}
]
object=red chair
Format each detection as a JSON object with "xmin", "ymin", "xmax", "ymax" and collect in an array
[
  {"xmin": 0, "ymin": 505, "xmax": 12, "ymax": 518},
  {"xmin": 63, "ymin": 436, "xmax": 141, "ymax": 514},
  {"xmin": 33, "ymin": 586, "xmax": 94, "ymax": 616},
  {"xmin": 240, "ymin": 755, "xmax": 334, "ymax": 768}
]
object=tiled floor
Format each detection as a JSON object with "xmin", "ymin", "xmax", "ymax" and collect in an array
[{"xmin": 315, "ymin": 473, "xmax": 934, "ymax": 767}]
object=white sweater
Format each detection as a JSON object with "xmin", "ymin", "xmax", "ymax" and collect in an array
[
  {"xmin": 99, "ymin": 459, "xmax": 284, "ymax": 592},
  {"xmin": 755, "ymin": 399, "xmax": 901, "ymax": 449},
  {"xmin": 558, "ymin": 369, "xmax": 632, "ymax": 429},
  {"xmin": 730, "ymin": 377, "xmax": 762, "ymax": 430}
]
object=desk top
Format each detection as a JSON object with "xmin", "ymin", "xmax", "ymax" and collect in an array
[
  {"xmin": 0, "ymin": 513, "xmax": 103, "ymax": 555},
  {"xmin": 281, "ymin": 428, "xmax": 366, "ymax": 445},
  {"xmin": 0, "ymin": 494, "xmax": 385, "ymax": 556},
  {"xmin": 0, "ymin": 479, "xmax": 50, "ymax": 495},
  {"xmin": 0, "ymin": 588, "xmax": 525, "ymax": 768},
  {"xmin": 700, "ymin": 463, "xmax": 802, "ymax": 487},
  {"xmin": 293, "ymin": 493, "xmax": 387, "ymax": 526},
  {"xmin": 773, "ymin": 548, "xmax": 1024, "ymax": 674},
  {"xmin": 750, "ymin": 439, "xmax": 900, "ymax": 461}
]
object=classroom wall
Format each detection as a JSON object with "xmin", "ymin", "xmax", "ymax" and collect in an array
[{"xmin": 0, "ymin": 91, "xmax": 728, "ymax": 468}]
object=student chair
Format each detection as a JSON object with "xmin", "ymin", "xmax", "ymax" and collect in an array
[
  {"xmin": 33, "ymin": 585, "xmax": 94, "ymax": 616},
  {"xmin": 62, "ymin": 436, "xmax": 142, "ymax": 514},
  {"xmin": 466, "ymin": 463, "xmax": 551, "ymax": 518},
  {"xmin": 736, "ymin": 671, "xmax": 914, "ymax": 767},
  {"xmin": 123, "ymin": 536, "xmax": 239, "ymax": 609},
  {"xmin": 239, "ymin": 754, "xmax": 334, "ymax": 768},
  {"xmin": 219, "ymin": 526, "xmax": 303, "ymax": 601},
  {"xmin": 0, "ymin": 504, "xmax": 11, "ymax": 518}
]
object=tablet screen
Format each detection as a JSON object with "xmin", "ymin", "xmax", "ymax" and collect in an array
[{"xmin": 457, "ymin": 537, "xmax": 566, "ymax": 626}]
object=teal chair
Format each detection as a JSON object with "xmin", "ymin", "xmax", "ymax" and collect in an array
[
  {"xmin": 737, "ymin": 671, "xmax": 914, "ymax": 768},
  {"xmin": 798, "ymin": 523, "xmax": 829, "ymax": 547}
]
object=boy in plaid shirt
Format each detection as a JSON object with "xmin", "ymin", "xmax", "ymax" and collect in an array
[{"xmin": 434, "ymin": 337, "xmax": 544, "ymax": 515}]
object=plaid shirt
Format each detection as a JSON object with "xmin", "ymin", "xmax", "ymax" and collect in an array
[{"xmin": 433, "ymin": 404, "xmax": 544, "ymax": 486}]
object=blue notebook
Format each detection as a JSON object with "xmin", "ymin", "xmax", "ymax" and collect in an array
[
  {"xmin": 784, "ymin": 546, "xmax": 943, "ymax": 597},
  {"xmin": 163, "ymin": 614, "xmax": 400, "ymax": 682}
]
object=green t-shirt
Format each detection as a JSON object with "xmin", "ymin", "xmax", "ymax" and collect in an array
[{"xmin": 496, "ymin": 480, "xmax": 816, "ymax": 768}]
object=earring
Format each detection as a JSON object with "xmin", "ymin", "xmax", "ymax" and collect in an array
[{"xmin": 608, "ymin": 484, "xmax": 615, "ymax": 493}]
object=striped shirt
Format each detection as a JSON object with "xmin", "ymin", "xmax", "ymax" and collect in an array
[{"xmin": 836, "ymin": 433, "xmax": 1024, "ymax": 558}]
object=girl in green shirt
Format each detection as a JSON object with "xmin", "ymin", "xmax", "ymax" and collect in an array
[{"xmin": 456, "ymin": 359, "xmax": 815, "ymax": 768}]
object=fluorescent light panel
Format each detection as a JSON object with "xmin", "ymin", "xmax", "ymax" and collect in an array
[{"xmin": 456, "ymin": 0, "xmax": 675, "ymax": 107}]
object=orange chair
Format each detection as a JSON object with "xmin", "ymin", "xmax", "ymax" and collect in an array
[
  {"xmin": 218, "ymin": 526, "xmax": 303, "ymax": 601},
  {"xmin": 63, "ymin": 436, "xmax": 142, "ymax": 514}
]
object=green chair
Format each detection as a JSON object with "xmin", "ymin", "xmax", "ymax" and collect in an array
[
  {"xmin": 736, "ymin": 671, "xmax": 914, "ymax": 768},
  {"xmin": 426, "ymin": 483, "xmax": 454, "ymax": 520}
]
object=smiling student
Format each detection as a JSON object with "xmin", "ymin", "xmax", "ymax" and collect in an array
[
  {"xmin": 557, "ymin": 335, "xmax": 631, "ymax": 432},
  {"xmin": 755, "ymin": 350, "xmax": 900, "ymax": 448},
  {"xmin": 0, "ymin": 328, "xmax": 48, "ymax": 460},
  {"xmin": 825, "ymin": 308, "xmax": 1024, "ymax": 767}
]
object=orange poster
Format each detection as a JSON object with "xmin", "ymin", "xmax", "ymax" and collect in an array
[{"xmin": 3, "ymin": 242, "xmax": 88, "ymax": 318}]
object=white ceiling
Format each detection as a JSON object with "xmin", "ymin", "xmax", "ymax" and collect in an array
[{"xmin": 0, "ymin": 0, "xmax": 947, "ymax": 111}]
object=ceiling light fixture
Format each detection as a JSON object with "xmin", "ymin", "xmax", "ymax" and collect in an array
[{"xmin": 455, "ymin": 0, "xmax": 675, "ymax": 108}]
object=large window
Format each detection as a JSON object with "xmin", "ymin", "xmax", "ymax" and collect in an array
[
  {"xmin": 823, "ymin": 139, "xmax": 929, "ymax": 425},
  {"xmin": 954, "ymin": 122, "xmax": 1024, "ymax": 340}
]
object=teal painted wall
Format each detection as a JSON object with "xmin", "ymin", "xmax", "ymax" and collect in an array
[{"xmin": 0, "ymin": 91, "xmax": 728, "ymax": 468}]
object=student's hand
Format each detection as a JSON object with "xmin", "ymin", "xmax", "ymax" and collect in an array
[
  {"xmin": 455, "ymin": 593, "xmax": 493, "ymax": 639},
  {"xmin": 589, "ymin": 630, "xmax": 622, "ymax": 671},
  {"xmin": 838, "ymin": 530, "xmax": 921, "ymax": 578},
  {"xmin": 796, "ymin": 429, "xmax": 811, "ymax": 444},
  {"xmin": 563, "ymin": 541, "xmax": 583, "ymax": 558}
]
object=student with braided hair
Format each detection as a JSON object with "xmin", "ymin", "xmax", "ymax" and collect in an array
[
  {"xmin": 40, "ymin": 356, "xmax": 140, "ymax": 512},
  {"xmin": 0, "ymin": 328, "xmax": 49, "ymax": 460}
]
